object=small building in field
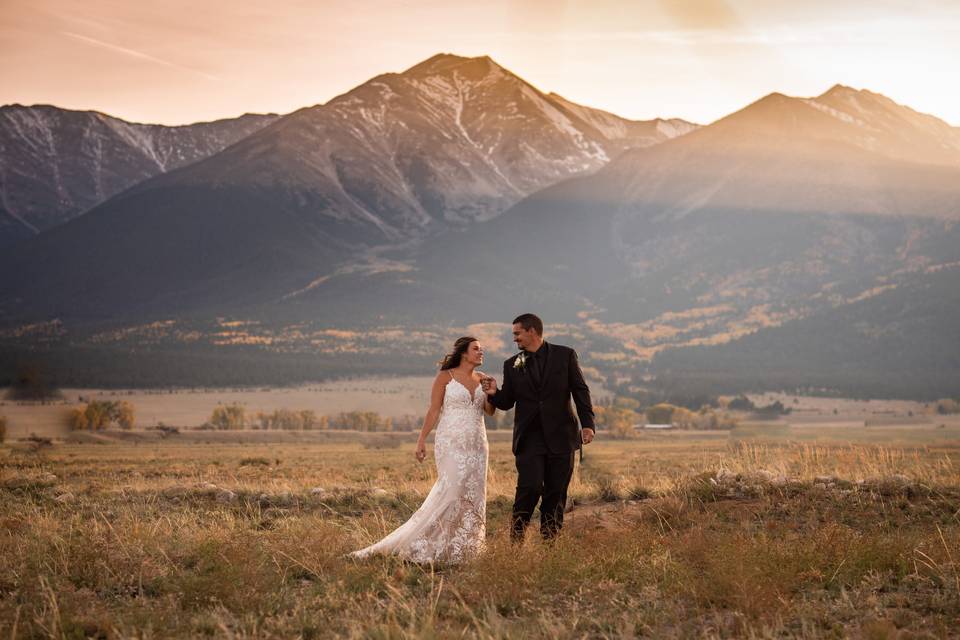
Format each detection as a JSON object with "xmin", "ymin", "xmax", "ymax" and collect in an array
[{"xmin": 637, "ymin": 423, "xmax": 675, "ymax": 430}]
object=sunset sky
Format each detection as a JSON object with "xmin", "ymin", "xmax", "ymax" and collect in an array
[{"xmin": 3, "ymin": 0, "xmax": 959, "ymax": 126}]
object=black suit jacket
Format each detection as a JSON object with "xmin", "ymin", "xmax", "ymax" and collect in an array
[{"xmin": 490, "ymin": 342, "xmax": 595, "ymax": 455}]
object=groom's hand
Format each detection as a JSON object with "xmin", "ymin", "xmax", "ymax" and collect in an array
[
  {"xmin": 581, "ymin": 428, "xmax": 595, "ymax": 445},
  {"xmin": 479, "ymin": 374, "xmax": 497, "ymax": 396}
]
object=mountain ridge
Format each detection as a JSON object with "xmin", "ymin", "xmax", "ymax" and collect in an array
[
  {"xmin": 0, "ymin": 53, "xmax": 698, "ymax": 323},
  {"xmin": 1, "ymin": 103, "xmax": 280, "ymax": 127},
  {"xmin": 0, "ymin": 104, "xmax": 282, "ymax": 246}
]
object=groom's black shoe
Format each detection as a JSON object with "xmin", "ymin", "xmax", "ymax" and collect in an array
[
  {"xmin": 541, "ymin": 512, "xmax": 563, "ymax": 541},
  {"xmin": 510, "ymin": 516, "xmax": 527, "ymax": 543}
]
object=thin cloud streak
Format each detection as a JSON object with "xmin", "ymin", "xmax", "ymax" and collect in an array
[
  {"xmin": 454, "ymin": 23, "xmax": 960, "ymax": 47},
  {"xmin": 60, "ymin": 31, "xmax": 221, "ymax": 81}
]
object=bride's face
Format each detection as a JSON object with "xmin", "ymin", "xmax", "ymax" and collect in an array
[{"xmin": 464, "ymin": 341, "xmax": 484, "ymax": 366}]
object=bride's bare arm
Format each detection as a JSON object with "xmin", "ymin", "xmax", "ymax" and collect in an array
[
  {"xmin": 483, "ymin": 397, "xmax": 496, "ymax": 417},
  {"xmin": 415, "ymin": 372, "xmax": 448, "ymax": 462},
  {"xmin": 478, "ymin": 372, "xmax": 496, "ymax": 416}
]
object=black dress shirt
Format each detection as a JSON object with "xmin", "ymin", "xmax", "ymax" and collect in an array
[
  {"xmin": 525, "ymin": 341, "xmax": 549, "ymax": 382},
  {"xmin": 520, "ymin": 342, "xmax": 549, "ymax": 440}
]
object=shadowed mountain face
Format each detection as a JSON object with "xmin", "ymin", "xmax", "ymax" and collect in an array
[
  {"xmin": 0, "ymin": 54, "xmax": 695, "ymax": 322},
  {"xmin": 0, "ymin": 106, "xmax": 280, "ymax": 247}
]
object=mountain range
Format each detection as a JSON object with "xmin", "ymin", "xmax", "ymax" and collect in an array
[
  {"xmin": 0, "ymin": 106, "xmax": 280, "ymax": 247},
  {"xmin": 273, "ymin": 80, "xmax": 960, "ymax": 320},
  {"xmin": 1, "ymin": 53, "xmax": 958, "ymax": 398},
  {"xmin": 0, "ymin": 54, "xmax": 696, "ymax": 321}
]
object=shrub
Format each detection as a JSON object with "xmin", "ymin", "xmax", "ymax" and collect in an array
[
  {"xmin": 209, "ymin": 403, "xmax": 246, "ymax": 430},
  {"xmin": 935, "ymin": 398, "xmax": 960, "ymax": 415},
  {"xmin": 300, "ymin": 409, "xmax": 319, "ymax": 430},
  {"xmin": 69, "ymin": 407, "xmax": 89, "ymax": 430},
  {"xmin": 728, "ymin": 395, "xmax": 756, "ymax": 411},
  {"xmin": 328, "ymin": 411, "xmax": 386, "ymax": 432},
  {"xmin": 612, "ymin": 396, "xmax": 641, "ymax": 411},
  {"xmin": 115, "ymin": 401, "xmax": 136, "ymax": 429},
  {"xmin": 670, "ymin": 407, "xmax": 696, "ymax": 428},
  {"xmin": 150, "ymin": 423, "xmax": 179, "ymax": 437},
  {"xmin": 239, "ymin": 456, "xmax": 271, "ymax": 466},
  {"xmin": 645, "ymin": 403, "xmax": 676, "ymax": 425},
  {"xmin": 68, "ymin": 400, "xmax": 136, "ymax": 430},
  {"xmin": 594, "ymin": 405, "xmax": 639, "ymax": 438},
  {"xmin": 255, "ymin": 408, "xmax": 323, "ymax": 430},
  {"xmin": 663, "ymin": 405, "xmax": 739, "ymax": 430},
  {"xmin": 752, "ymin": 401, "xmax": 790, "ymax": 417},
  {"xmin": 0, "ymin": 415, "xmax": 6, "ymax": 443},
  {"xmin": 392, "ymin": 414, "xmax": 421, "ymax": 432}
]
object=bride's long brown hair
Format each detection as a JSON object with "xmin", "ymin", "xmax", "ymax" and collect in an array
[{"xmin": 438, "ymin": 336, "xmax": 478, "ymax": 370}]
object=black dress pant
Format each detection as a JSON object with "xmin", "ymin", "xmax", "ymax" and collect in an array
[{"xmin": 512, "ymin": 417, "xmax": 576, "ymax": 541}]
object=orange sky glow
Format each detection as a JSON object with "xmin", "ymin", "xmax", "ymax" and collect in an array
[{"xmin": 3, "ymin": 0, "xmax": 959, "ymax": 126}]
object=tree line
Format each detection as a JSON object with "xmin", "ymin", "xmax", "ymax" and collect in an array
[
  {"xmin": 201, "ymin": 403, "xmax": 425, "ymax": 432},
  {"xmin": 593, "ymin": 396, "xmax": 740, "ymax": 439},
  {"xmin": 202, "ymin": 403, "xmax": 520, "ymax": 432},
  {"xmin": 58, "ymin": 393, "xmax": 958, "ymax": 435}
]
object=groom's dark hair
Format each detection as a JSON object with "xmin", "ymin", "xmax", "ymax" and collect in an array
[{"xmin": 512, "ymin": 313, "xmax": 543, "ymax": 336}]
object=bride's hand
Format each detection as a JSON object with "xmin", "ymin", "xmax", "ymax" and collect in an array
[
  {"xmin": 478, "ymin": 373, "xmax": 497, "ymax": 395},
  {"xmin": 415, "ymin": 440, "xmax": 426, "ymax": 463}
]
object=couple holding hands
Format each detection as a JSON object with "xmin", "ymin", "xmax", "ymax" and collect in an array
[{"xmin": 350, "ymin": 313, "xmax": 595, "ymax": 564}]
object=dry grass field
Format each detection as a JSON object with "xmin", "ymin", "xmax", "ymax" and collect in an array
[{"xmin": 2, "ymin": 426, "xmax": 960, "ymax": 638}]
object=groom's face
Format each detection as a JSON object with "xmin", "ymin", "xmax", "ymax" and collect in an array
[{"xmin": 512, "ymin": 323, "xmax": 537, "ymax": 350}]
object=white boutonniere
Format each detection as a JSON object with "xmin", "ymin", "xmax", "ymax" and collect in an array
[{"xmin": 513, "ymin": 352, "xmax": 527, "ymax": 371}]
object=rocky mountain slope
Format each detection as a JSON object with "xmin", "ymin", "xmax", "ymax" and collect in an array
[{"xmin": 0, "ymin": 105, "xmax": 279, "ymax": 246}]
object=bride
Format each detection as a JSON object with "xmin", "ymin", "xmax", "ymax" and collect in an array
[{"xmin": 349, "ymin": 336, "xmax": 494, "ymax": 564}]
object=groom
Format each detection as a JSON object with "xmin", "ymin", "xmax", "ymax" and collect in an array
[{"xmin": 482, "ymin": 313, "xmax": 595, "ymax": 541}]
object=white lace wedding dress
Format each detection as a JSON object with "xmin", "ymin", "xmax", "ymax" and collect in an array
[{"xmin": 349, "ymin": 375, "xmax": 488, "ymax": 564}]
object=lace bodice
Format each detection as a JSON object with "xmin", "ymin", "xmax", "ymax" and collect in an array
[
  {"xmin": 350, "ymin": 374, "xmax": 488, "ymax": 564},
  {"xmin": 434, "ymin": 376, "xmax": 488, "ymax": 456}
]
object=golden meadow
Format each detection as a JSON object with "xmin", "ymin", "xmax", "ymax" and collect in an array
[{"xmin": 2, "ymin": 422, "xmax": 960, "ymax": 638}]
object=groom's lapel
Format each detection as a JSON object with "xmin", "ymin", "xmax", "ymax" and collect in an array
[
  {"xmin": 510, "ymin": 355, "xmax": 528, "ymax": 389},
  {"xmin": 516, "ymin": 355, "xmax": 536, "ymax": 393}
]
